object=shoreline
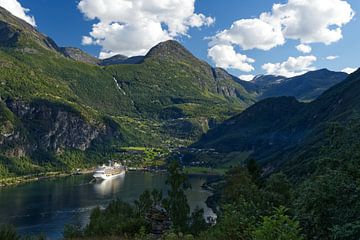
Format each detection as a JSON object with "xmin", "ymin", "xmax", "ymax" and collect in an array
[
  {"xmin": 0, "ymin": 166, "xmax": 225, "ymax": 189},
  {"xmin": 0, "ymin": 168, "xmax": 94, "ymax": 188}
]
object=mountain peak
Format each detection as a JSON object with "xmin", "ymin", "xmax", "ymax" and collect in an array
[
  {"xmin": 293, "ymin": 68, "xmax": 348, "ymax": 82},
  {"xmin": 145, "ymin": 40, "xmax": 196, "ymax": 61},
  {"xmin": 0, "ymin": 6, "xmax": 59, "ymax": 52}
]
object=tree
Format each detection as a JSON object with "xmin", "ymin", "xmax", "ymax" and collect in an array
[
  {"xmin": 189, "ymin": 207, "xmax": 208, "ymax": 236},
  {"xmin": 63, "ymin": 224, "xmax": 83, "ymax": 239},
  {"xmin": 199, "ymin": 202, "xmax": 257, "ymax": 240},
  {"xmin": 252, "ymin": 207, "xmax": 303, "ymax": 240},
  {"xmin": 295, "ymin": 171, "xmax": 360, "ymax": 240},
  {"xmin": 330, "ymin": 221, "xmax": 360, "ymax": 240},
  {"xmin": 264, "ymin": 172, "xmax": 292, "ymax": 208},
  {"xmin": 0, "ymin": 225, "xmax": 20, "ymax": 240},
  {"xmin": 151, "ymin": 189, "xmax": 163, "ymax": 206},
  {"xmin": 135, "ymin": 190, "xmax": 153, "ymax": 215},
  {"xmin": 246, "ymin": 159, "xmax": 262, "ymax": 186},
  {"xmin": 223, "ymin": 166, "xmax": 263, "ymax": 208},
  {"xmin": 84, "ymin": 200, "xmax": 148, "ymax": 237},
  {"xmin": 163, "ymin": 161, "xmax": 191, "ymax": 233}
]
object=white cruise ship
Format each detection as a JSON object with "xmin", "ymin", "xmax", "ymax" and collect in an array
[{"xmin": 93, "ymin": 161, "xmax": 126, "ymax": 180}]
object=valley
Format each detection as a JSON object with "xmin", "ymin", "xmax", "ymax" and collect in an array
[
  {"xmin": 1, "ymin": 1, "xmax": 360, "ymax": 239},
  {"xmin": 0, "ymin": 5, "xmax": 350, "ymax": 180}
]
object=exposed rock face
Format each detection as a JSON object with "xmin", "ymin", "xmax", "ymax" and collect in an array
[
  {"xmin": 60, "ymin": 47, "xmax": 100, "ymax": 65},
  {"xmin": 146, "ymin": 206, "xmax": 171, "ymax": 235},
  {"xmin": 0, "ymin": 21, "xmax": 19, "ymax": 47},
  {"xmin": 5, "ymin": 99, "xmax": 101, "ymax": 153}
]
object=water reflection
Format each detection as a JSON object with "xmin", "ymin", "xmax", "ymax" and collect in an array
[
  {"xmin": 0, "ymin": 172, "xmax": 215, "ymax": 239},
  {"xmin": 93, "ymin": 175, "xmax": 125, "ymax": 196}
]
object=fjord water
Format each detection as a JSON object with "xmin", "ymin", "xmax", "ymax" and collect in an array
[{"xmin": 0, "ymin": 172, "xmax": 215, "ymax": 239}]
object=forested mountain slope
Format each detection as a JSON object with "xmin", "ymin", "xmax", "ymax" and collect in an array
[
  {"xmin": 195, "ymin": 69, "xmax": 360, "ymax": 178},
  {"xmin": 0, "ymin": 6, "xmax": 256, "ymax": 177}
]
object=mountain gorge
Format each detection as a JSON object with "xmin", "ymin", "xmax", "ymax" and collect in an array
[{"xmin": 0, "ymin": 5, "xmax": 354, "ymax": 178}]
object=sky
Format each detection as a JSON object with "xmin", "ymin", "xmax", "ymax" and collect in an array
[{"xmin": 2, "ymin": 0, "xmax": 359, "ymax": 80}]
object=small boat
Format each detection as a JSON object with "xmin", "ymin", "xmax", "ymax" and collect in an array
[{"xmin": 93, "ymin": 161, "xmax": 126, "ymax": 181}]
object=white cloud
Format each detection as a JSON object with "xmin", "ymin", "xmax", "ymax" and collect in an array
[
  {"xmin": 262, "ymin": 55, "xmax": 317, "ymax": 77},
  {"xmin": 270, "ymin": 0, "xmax": 354, "ymax": 45},
  {"xmin": 342, "ymin": 67, "xmax": 357, "ymax": 74},
  {"xmin": 239, "ymin": 74, "xmax": 255, "ymax": 81},
  {"xmin": 186, "ymin": 13, "xmax": 215, "ymax": 28},
  {"xmin": 326, "ymin": 55, "xmax": 339, "ymax": 60},
  {"xmin": 296, "ymin": 44, "xmax": 312, "ymax": 54},
  {"xmin": 0, "ymin": 0, "xmax": 36, "ymax": 26},
  {"xmin": 208, "ymin": 44, "xmax": 255, "ymax": 72},
  {"xmin": 208, "ymin": 0, "xmax": 354, "ymax": 66},
  {"xmin": 78, "ymin": 0, "xmax": 214, "ymax": 57},
  {"xmin": 82, "ymin": 36, "xmax": 94, "ymax": 45},
  {"xmin": 210, "ymin": 18, "xmax": 285, "ymax": 51}
]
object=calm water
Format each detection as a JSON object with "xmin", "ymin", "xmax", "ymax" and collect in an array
[{"xmin": 0, "ymin": 172, "xmax": 215, "ymax": 239}]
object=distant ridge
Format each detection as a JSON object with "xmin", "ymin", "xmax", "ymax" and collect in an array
[{"xmin": 194, "ymin": 69, "xmax": 360, "ymax": 177}]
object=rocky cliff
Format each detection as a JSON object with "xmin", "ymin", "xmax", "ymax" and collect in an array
[{"xmin": 1, "ymin": 99, "xmax": 104, "ymax": 158}]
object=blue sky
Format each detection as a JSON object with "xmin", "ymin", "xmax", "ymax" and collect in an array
[{"xmin": 11, "ymin": 0, "xmax": 360, "ymax": 78}]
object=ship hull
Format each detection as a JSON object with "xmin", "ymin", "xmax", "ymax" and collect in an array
[{"xmin": 93, "ymin": 171, "xmax": 125, "ymax": 181}]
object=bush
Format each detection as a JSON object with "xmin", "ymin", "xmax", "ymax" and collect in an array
[{"xmin": 252, "ymin": 207, "xmax": 303, "ymax": 240}]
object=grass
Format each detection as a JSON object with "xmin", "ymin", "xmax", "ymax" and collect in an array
[{"xmin": 119, "ymin": 147, "xmax": 169, "ymax": 168}]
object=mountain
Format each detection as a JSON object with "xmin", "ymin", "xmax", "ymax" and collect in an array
[
  {"xmin": 194, "ymin": 68, "xmax": 360, "ymax": 178},
  {"xmin": 60, "ymin": 47, "xmax": 100, "ymax": 65},
  {"xmin": 0, "ymin": 7, "xmax": 257, "ymax": 177},
  {"xmin": 247, "ymin": 69, "xmax": 348, "ymax": 101},
  {"xmin": 60, "ymin": 48, "xmax": 144, "ymax": 66},
  {"xmin": 0, "ymin": 6, "xmax": 352, "ymax": 179},
  {"xmin": 251, "ymin": 75, "xmax": 286, "ymax": 89},
  {"xmin": 257, "ymin": 69, "xmax": 348, "ymax": 101},
  {"xmin": 100, "ymin": 54, "xmax": 144, "ymax": 66},
  {"xmin": 0, "ymin": 7, "xmax": 59, "ymax": 52},
  {"xmin": 104, "ymin": 40, "xmax": 257, "ymax": 119}
]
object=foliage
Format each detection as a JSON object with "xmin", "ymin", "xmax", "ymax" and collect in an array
[
  {"xmin": 134, "ymin": 189, "xmax": 163, "ymax": 215},
  {"xmin": 292, "ymin": 121, "xmax": 360, "ymax": 240},
  {"xmin": 201, "ymin": 202, "xmax": 257, "ymax": 240},
  {"xmin": 188, "ymin": 207, "xmax": 208, "ymax": 236},
  {"xmin": 83, "ymin": 200, "xmax": 148, "ymax": 237},
  {"xmin": 295, "ymin": 171, "xmax": 360, "ymax": 240},
  {"xmin": 252, "ymin": 207, "xmax": 303, "ymax": 240},
  {"xmin": 246, "ymin": 158, "xmax": 262, "ymax": 186},
  {"xmin": 222, "ymin": 166, "xmax": 264, "ymax": 209},
  {"xmin": 0, "ymin": 225, "xmax": 20, "ymax": 240},
  {"xmin": 63, "ymin": 224, "xmax": 83, "ymax": 239},
  {"xmin": 163, "ymin": 161, "xmax": 191, "ymax": 233},
  {"xmin": 162, "ymin": 232, "xmax": 195, "ymax": 240},
  {"xmin": 264, "ymin": 173, "xmax": 292, "ymax": 208}
]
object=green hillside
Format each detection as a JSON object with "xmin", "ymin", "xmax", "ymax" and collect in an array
[
  {"xmin": 0, "ymin": 6, "xmax": 256, "ymax": 178},
  {"xmin": 195, "ymin": 69, "xmax": 360, "ymax": 179}
]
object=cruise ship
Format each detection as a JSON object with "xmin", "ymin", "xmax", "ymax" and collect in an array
[{"xmin": 93, "ymin": 161, "xmax": 126, "ymax": 180}]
